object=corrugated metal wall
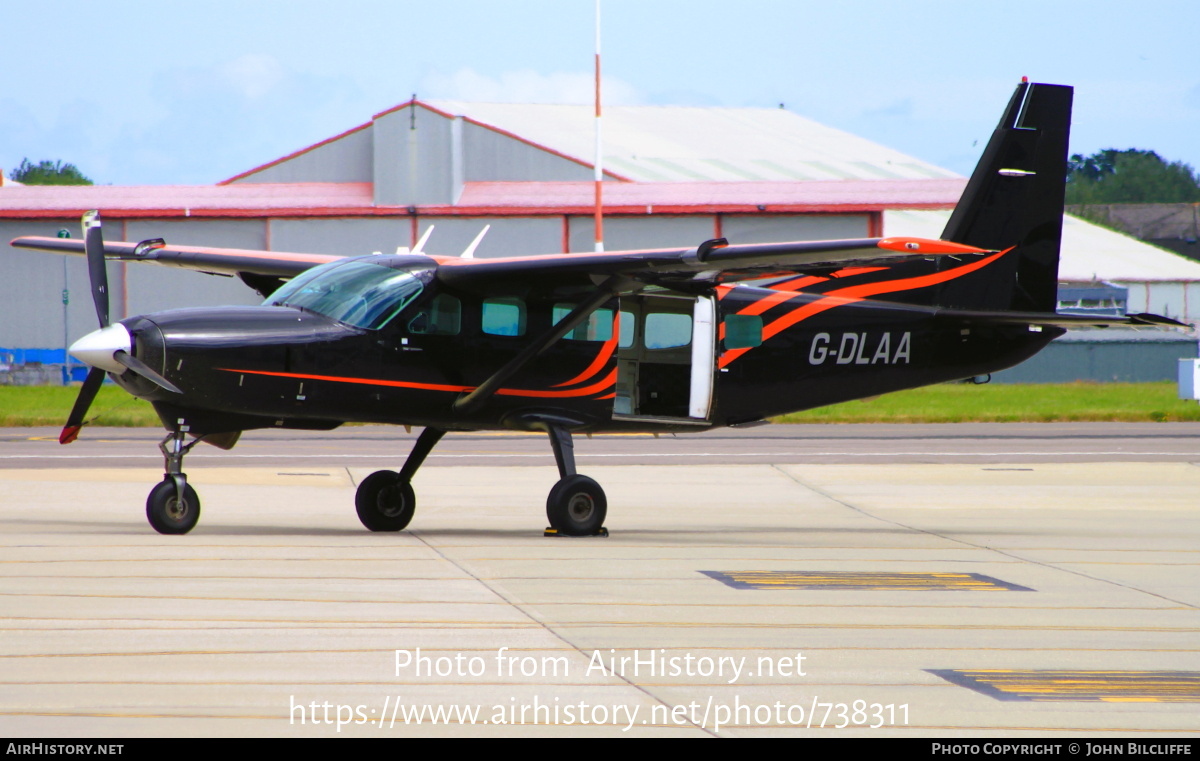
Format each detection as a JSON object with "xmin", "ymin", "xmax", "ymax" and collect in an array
[
  {"xmin": 416, "ymin": 217, "xmax": 561, "ymax": 258},
  {"xmin": 721, "ymin": 215, "xmax": 869, "ymax": 243},
  {"xmin": 231, "ymin": 126, "xmax": 373, "ymax": 184},
  {"xmin": 0, "ymin": 218, "xmax": 262, "ymax": 352},
  {"xmin": 1117, "ymin": 280, "xmax": 1200, "ymax": 324},
  {"xmin": 270, "ymin": 218, "xmax": 410, "ymax": 256},
  {"xmin": 993, "ymin": 332, "xmax": 1198, "ymax": 383},
  {"xmin": 372, "ymin": 105, "xmax": 455, "ymax": 205},
  {"xmin": 462, "ymin": 121, "xmax": 594, "ymax": 183},
  {"xmin": 568, "ymin": 215, "xmax": 714, "ymax": 252}
]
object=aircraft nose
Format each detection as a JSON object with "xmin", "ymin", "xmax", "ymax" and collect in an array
[{"xmin": 69, "ymin": 323, "xmax": 132, "ymax": 374}]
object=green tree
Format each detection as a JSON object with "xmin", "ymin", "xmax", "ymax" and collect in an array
[
  {"xmin": 8, "ymin": 158, "xmax": 93, "ymax": 185},
  {"xmin": 1066, "ymin": 149, "xmax": 1200, "ymax": 204}
]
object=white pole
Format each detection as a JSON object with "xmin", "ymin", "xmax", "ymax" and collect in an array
[{"xmin": 593, "ymin": 0, "xmax": 604, "ymax": 253}]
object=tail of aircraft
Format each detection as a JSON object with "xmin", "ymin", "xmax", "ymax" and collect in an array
[
  {"xmin": 932, "ymin": 80, "xmax": 1074, "ymax": 312},
  {"xmin": 766, "ymin": 82, "xmax": 1075, "ymax": 314}
]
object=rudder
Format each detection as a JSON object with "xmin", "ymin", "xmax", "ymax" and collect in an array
[{"xmin": 939, "ymin": 81, "xmax": 1074, "ymax": 312}]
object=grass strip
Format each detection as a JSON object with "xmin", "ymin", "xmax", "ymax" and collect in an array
[
  {"xmin": 773, "ymin": 381, "xmax": 1200, "ymax": 423},
  {"xmin": 0, "ymin": 385, "xmax": 159, "ymax": 427},
  {"xmin": 2, "ymin": 381, "xmax": 1198, "ymax": 427}
]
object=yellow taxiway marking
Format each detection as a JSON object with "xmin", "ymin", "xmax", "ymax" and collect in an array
[
  {"xmin": 929, "ymin": 670, "xmax": 1200, "ymax": 702},
  {"xmin": 704, "ymin": 571, "xmax": 1032, "ymax": 591}
]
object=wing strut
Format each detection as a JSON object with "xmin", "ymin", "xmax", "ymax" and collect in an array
[{"xmin": 453, "ymin": 279, "xmax": 622, "ymax": 415}]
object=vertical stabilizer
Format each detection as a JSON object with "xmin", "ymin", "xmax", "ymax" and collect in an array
[{"xmin": 941, "ymin": 82, "xmax": 1073, "ymax": 312}]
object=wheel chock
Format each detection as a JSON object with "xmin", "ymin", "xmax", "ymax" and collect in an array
[{"xmin": 543, "ymin": 526, "xmax": 608, "ymax": 537}]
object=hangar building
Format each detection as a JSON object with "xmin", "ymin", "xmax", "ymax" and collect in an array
[{"xmin": 2, "ymin": 98, "xmax": 1196, "ymax": 382}]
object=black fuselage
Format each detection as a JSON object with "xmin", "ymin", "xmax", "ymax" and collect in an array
[{"xmin": 112, "ymin": 272, "xmax": 1060, "ymax": 438}]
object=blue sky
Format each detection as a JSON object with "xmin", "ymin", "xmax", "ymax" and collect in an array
[{"xmin": 2, "ymin": 0, "xmax": 1197, "ymax": 186}]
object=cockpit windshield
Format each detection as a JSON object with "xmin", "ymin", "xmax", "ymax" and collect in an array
[{"xmin": 265, "ymin": 257, "xmax": 430, "ymax": 330}]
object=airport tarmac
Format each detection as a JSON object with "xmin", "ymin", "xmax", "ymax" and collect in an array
[{"xmin": 1, "ymin": 424, "xmax": 1198, "ymax": 737}]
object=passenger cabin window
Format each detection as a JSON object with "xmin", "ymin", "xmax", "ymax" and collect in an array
[
  {"xmin": 644, "ymin": 312, "xmax": 692, "ymax": 349},
  {"xmin": 482, "ymin": 297, "xmax": 527, "ymax": 337},
  {"xmin": 552, "ymin": 305, "xmax": 614, "ymax": 341},
  {"xmin": 407, "ymin": 294, "xmax": 461, "ymax": 335},
  {"xmin": 724, "ymin": 314, "xmax": 763, "ymax": 349}
]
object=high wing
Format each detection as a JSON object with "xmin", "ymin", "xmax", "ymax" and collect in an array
[
  {"xmin": 11, "ymin": 230, "xmax": 1185, "ymax": 329},
  {"xmin": 431, "ymin": 236, "xmax": 991, "ymax": 290},
  {"xmin": 10, "ymin": 232, "xmax": 991, "ymax": 289},
  {"xmin": 9, "ymin": 236, "xmax": 339, "ymax": 278}
]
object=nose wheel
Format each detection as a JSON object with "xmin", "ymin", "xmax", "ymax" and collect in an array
[
  {"xmin": 146, "ymin": 478, "xmax": 201, "ymax": 535},
  {"xmin": 146, "ymin": 431, "xmax": 203, "ymax": 535}
]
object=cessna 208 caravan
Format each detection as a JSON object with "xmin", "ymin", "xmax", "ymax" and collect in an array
[{"xmin": 11, "ymin": 81, "xmax": 1179, "ymax": 536}]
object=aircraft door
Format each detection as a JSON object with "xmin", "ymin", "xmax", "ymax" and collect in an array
[
  {"xmin": 615, "ymin": 294, "xmax": 715, "ymax": 421},
  {"xmin": 689, "ymin": 296, "xmax": 716, "ymax": 419}
]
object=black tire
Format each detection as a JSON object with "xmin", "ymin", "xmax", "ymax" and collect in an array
[
  {"xmin": 146, "ymin": 478, "xmax": 201, "ymax": 535},
  {"xmin": 355, "ymin": 470, "xmax": 416, "ymax": 531},
  {"xmin": 546, "ymin": 474, "xmax": 607, "ymax": 536}
]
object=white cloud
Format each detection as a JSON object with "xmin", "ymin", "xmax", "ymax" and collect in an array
[
  {"xmin": 220, "ymin": 54, "xmax": 287, "ymax": 100},
  {"xmin": 12, "ymin": 58, "xmax": 374, "ymax": 184},
  {"xmin": 1184, "ymin": 83, "xmax": 1200, "ymax": 111},
  {"xmin": 421, "ymin": 67, "xmax": 642, "ymax": 105}
]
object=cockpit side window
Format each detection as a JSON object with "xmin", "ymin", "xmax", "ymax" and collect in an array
[{"xmin": 407, "ymin": 294, "xmax": 462, "ymax": 336}]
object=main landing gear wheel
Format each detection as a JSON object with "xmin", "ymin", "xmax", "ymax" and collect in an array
[
  {"xmin": 146, "ymin": 478, "xmax": 201, "ymax": 535},
  {"xmin": 546, "ymin": 474, "xmax": 607, "ymax": 536},
  {"xmin": 356, "ymin": 470, "xmax": 416, "ymax": 531}
]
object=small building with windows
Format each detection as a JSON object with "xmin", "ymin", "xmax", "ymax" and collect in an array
[{"xmin": 1056, "ymin": 281, "xmax": 1128, "ymax": 317}]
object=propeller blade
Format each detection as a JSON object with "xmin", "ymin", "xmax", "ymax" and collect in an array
[
  {"xmin": 82, "ymin": 210, "xmax": 110, "ymax": 328},
  {"xmin": 113, "ymin": 350, "xmax": 182, "ymax": 394},
  {"xmin": 60, "ymin": 367, "xmax": 106, "ymax": 444}
]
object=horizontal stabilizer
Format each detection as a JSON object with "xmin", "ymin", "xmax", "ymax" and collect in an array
[{"xmin": 933, "ymin": 307, "xmax": 1188, "ymax": 329}]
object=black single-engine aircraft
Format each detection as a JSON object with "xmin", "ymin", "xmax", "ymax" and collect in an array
[{"xmin": 11, "ymin": 81, "xmax": 1182, "ymax": 536}]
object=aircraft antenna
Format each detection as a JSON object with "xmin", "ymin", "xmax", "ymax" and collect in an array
[
  {"xmin": 461, "ymin": 224, "xmax": 491, "ymax": 259},
  {"xmin": 412, "ymin": 225, "xmax": 435, "ymax": 255}
]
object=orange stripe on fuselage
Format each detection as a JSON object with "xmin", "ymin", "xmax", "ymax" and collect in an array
[
  {"xmin": 219, "ymin": 368, "xmax": 472, "ymax": 393},
  {"xmin": 769, "ymin": 275, "xmax": 830, "ymax": 292},
  {"xmin": 737, "ymin": 288, "xmax": 805, "ymax": 316},
  {"xmin": 877, "ymin": 237, "xmax": 994, "ymax": 255},
  {"xmin": 553, "ymin": 314, "xmax": 620, "ymax": 388},
  {"xmin": 500, "ymin": 368, "xmax": 617, "ymax": 398},
  {"xmin": 718, "ymin": 249, "xmax": 1010, "ymax": 368},
  {"xmin": 830, "ymin": 266, "xmax": 888, "ymax": 278},
  {"xmin": 218, "ymin": 366, "xmax": 616, "ymax": 399}
]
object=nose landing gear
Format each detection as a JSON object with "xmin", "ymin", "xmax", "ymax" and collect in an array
[{"xmin": 146, "ymin": 430, "xmax": 202, "ymax": 534}]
